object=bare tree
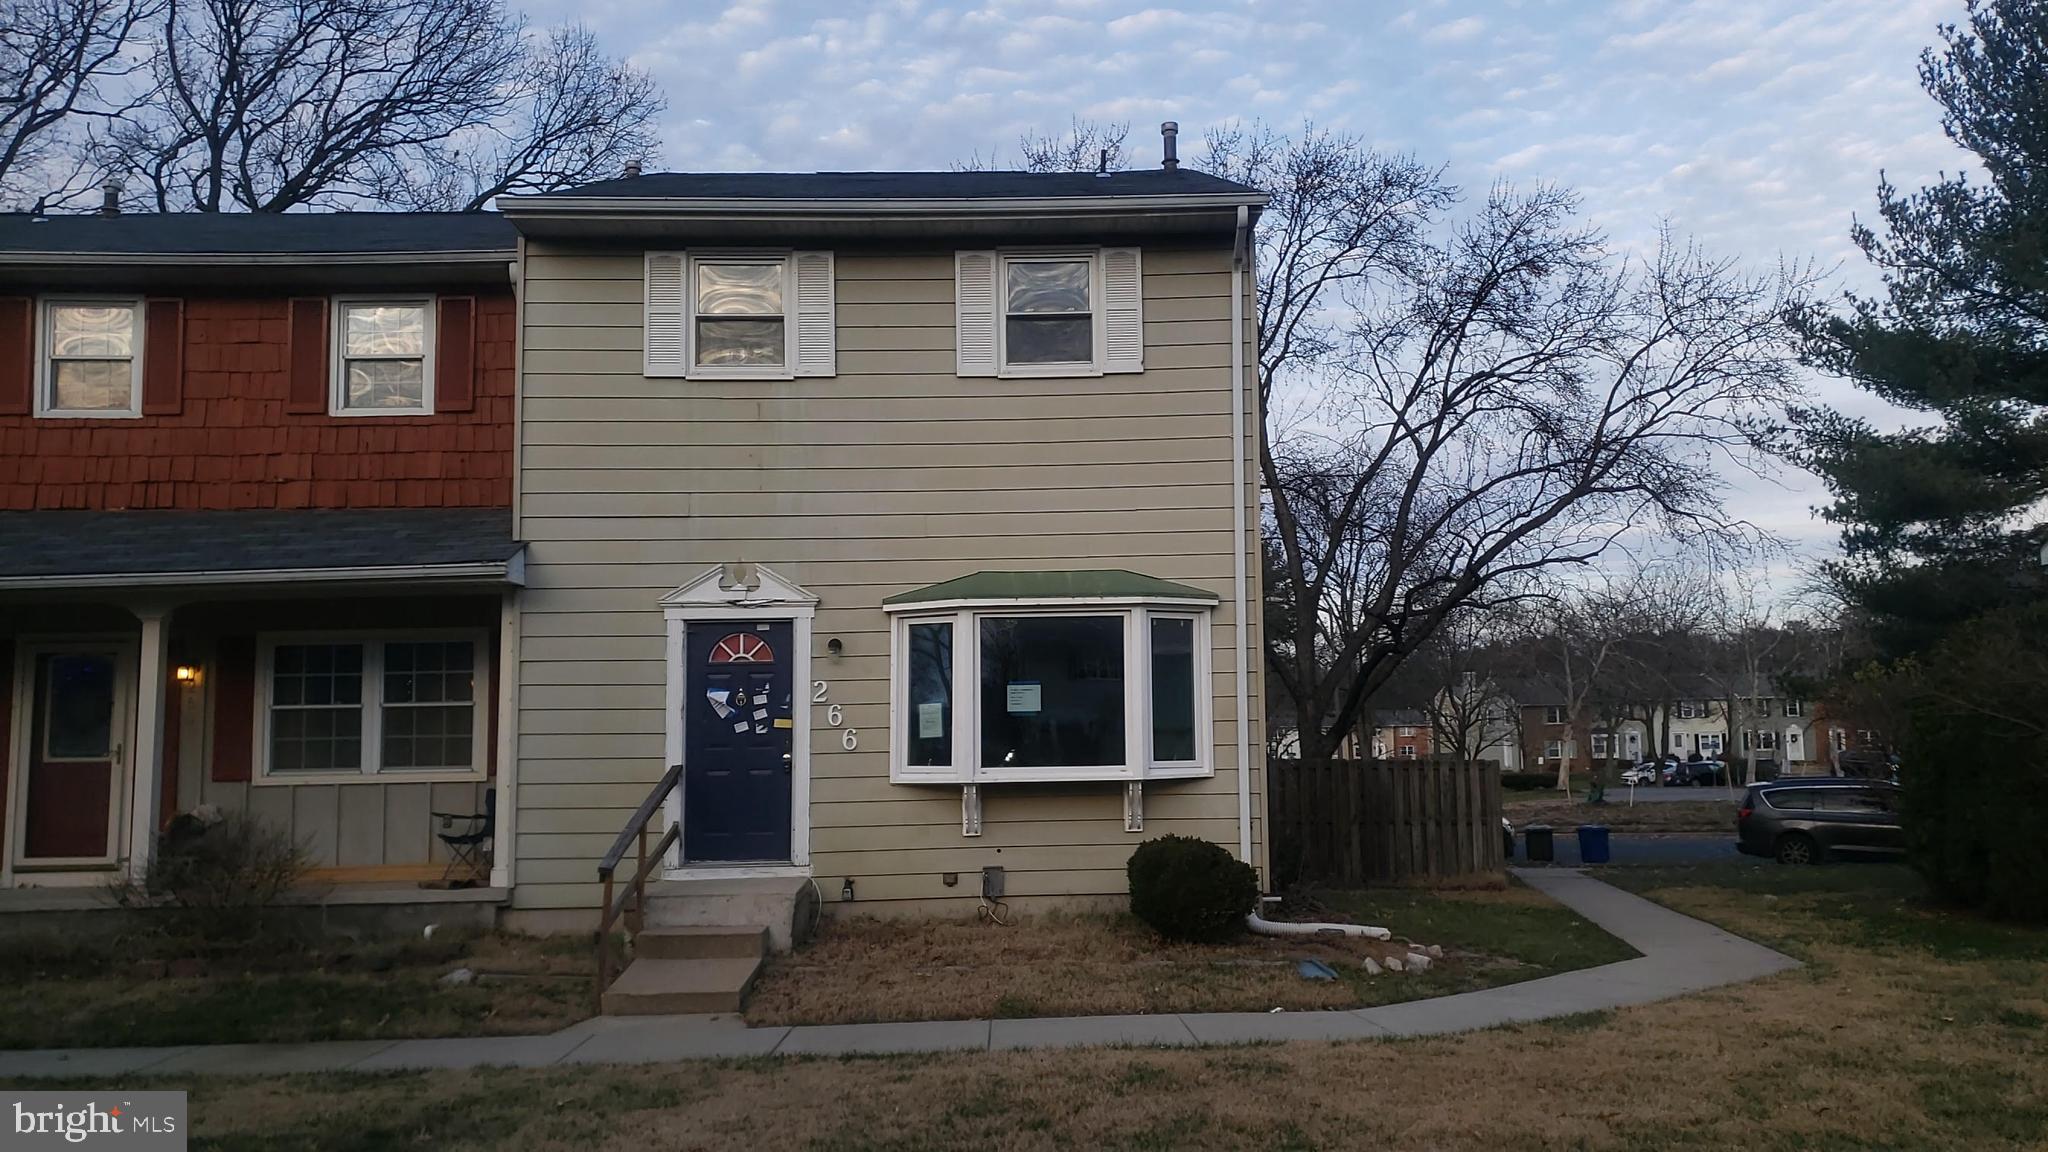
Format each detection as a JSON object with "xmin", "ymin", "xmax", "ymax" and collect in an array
[
  {"xmin": 0, "ymin": 0, "xmax": 152, "ymax": 205},
  {"xmin": 384, "ymin": 24, "xmax": 662, "ymax": 211},
  {"xmin": 1262, "ymin": 187, "xmax": 1809, "ymax": 765},
  {"xmin": 958, "ymin": 116, "xmax": 1132, "ymax": 174},
  {"xmin": 107, "ymin": 0, "xmax": 658, "ymax": 211}
]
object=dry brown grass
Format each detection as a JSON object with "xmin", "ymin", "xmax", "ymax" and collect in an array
[
  {"xmin": 746, "ymin": 885, "xmax": 1633, "ymax": 1026},
  {"xmin": 116, "ymin": 864, "xmax": 2048, "ymax": 1151},
  {"xmin": 0, "ymin": 930, "xmax": 590, "ymax": 1048},
  {"xmin": 1503, "ymin": 795, "xmax": 1735, "ymax": 832}
]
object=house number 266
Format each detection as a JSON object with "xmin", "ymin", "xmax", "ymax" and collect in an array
[{"xmin": 814, "ymin": 681, "xmax": 857, "ymax": 750}]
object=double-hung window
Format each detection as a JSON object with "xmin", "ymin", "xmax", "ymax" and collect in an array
[
  {"xmin": 1544, "ymin": 706, "xmax": 1566, "ymax": 725},
  {"xmin": 891, "ymin": 592, "xmax": 1214, "ymax": 784},
  {"xmin": 694, "ymin": 257, "xmax": 786, "ymax": 370},
  {"xmin": 333, "ymin": 298, "xmax": 433, "ymax": 414},
  {"xmin": 642, "ymin": 251, "xmax": 836, "ymax": 379},
  {"xmin": 955, "ymin": 247, "xmax": 1144, "ymax": 377},
  {"xmin": 1002, "ymin": 254, "xmax": 1095, "ymax": 368},
  {"xmin": 257, "ymin": 632, "xmax": 487, "ymax": 782},
  {"xmin": 39, "ymin": 298, "xmax": 143, "ymax": 417}
]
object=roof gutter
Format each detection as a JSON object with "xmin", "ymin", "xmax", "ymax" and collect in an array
[
  {"xmin": 0, "ymin": 249, "xmax": 514, "ymax": 267},
  {"xmin": 0, "ymin": 554, "xmax": 525, "ymax": 591},
  {"xmin": 500, "ymin": 192, "xmax": 1270, "ymax": 220}
]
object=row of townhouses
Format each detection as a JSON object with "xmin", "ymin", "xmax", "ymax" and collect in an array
[{"xmin": 0, "ymin": 156, "xmax": 1270, "ymax": 938}]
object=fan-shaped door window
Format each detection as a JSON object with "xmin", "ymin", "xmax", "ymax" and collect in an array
[{"xmin": 709, "ymin": 633, "xmax": 776, "ymax": 664}]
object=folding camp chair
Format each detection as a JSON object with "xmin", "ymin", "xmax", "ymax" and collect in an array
[{"xmin": 426, "ymin": 790, "xmax": 495, "ymax": 889}]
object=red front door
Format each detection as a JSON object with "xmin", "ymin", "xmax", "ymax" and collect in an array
[{"xmin": 22, "ymin": 651, "xmax": 122, "ymax": 862}]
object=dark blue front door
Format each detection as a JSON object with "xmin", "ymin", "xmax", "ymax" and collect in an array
[{"xmin": 684, "ymin": 621, "xmax": 794, "ymax": 863}]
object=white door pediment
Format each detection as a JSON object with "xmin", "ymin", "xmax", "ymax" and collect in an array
[{"xmin": 660, "ymin": 563, "xmax": 818, "ymax": 612}]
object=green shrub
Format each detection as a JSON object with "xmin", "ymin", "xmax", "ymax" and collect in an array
[
  {"xmin": 1126, "ymin": 834, "xmax": 1258, "ymax": 943},
  {"xmin": 1501, "ymin": 772, "xmax": 1556, "ymax": 792}
]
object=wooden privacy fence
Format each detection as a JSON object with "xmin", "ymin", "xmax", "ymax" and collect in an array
[{"xmin": 1268, "ymin": 758, "xmax": 1504, "ymax": 886}]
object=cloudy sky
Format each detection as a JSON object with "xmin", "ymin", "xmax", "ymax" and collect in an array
[{"xmin": 537, "ymin": 0, "xmax": 1971, "ymax": 564}]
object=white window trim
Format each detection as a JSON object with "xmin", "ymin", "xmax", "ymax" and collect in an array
[
  {"xmin": 996, "ymin": 248, "xmax": 1106, "ymax": 378},
  {"xmin": 687, "ymin": 250, "xmax": 795, "ymax": 381},
  {"xmin": 253, "ymin": 629, "xmax": 489, "ymax": 785},
  {"xmin": 888, "ymin": 603, "xmax": 1214, "ymax": 785},
  {"xmin": 35, "ymin": 296, "xmax": 145, "ymax": 419},
  {"xmin": 330, "ymin": 295, "xmax": 436, "ymax": 417}
]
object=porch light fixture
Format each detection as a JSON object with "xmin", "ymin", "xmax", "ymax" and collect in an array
[
  {"xmin": 840, "ymin": 878, "xmax": 855, "ymax": 902},
  {"xmin": 173, "ymin": 663, "xmax": 203, "ymax": 686},
  {"xmin": 827, "ymin": 637, "xmax": 843, "ymax": 658}
]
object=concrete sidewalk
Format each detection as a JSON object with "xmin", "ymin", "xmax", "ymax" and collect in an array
[{"xmin": 0, "ymin": 869, "xmax": 1798, "ymax": 1079}]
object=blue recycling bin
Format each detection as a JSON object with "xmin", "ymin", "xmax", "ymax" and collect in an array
[{"xmin": 1577, "ymin": 824, "xmax": 1612, "ymax": 865}]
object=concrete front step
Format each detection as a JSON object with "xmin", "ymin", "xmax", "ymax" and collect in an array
[
  {"xmin": 633, "ymin": 926, "xmax": 767, "ymax": 961},
  {"xmin": 601, "ymin": 956, "xmax": 762, "ymax": 1016},
  {"xmin": 642, "ymin": 875, "xmax": 817, "ymax": 952}
]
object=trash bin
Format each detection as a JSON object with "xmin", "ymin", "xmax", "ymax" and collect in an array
[
  {"xmin": 1578, "ymin": 824, "xmax": 1611, "ymax": 865},
  {"xmin": 1525, "ymin": 824, "xmax": 1555, "ymax": 863}
]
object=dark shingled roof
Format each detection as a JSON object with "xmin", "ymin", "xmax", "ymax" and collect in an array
[
  {"xmin": 532, "ymin": 169, "xmax": 1262, "ymax": 201},
  {"xmin": 0, "ymin": 212, "xmax": 517, "ymax": 257},
  {"xmin": 884, "ymin": 569, "xmax": 1218, "ymax": 606},
  {"xmin": 0, "ymin": 509, "xmax": 520, "ymax": 580}
]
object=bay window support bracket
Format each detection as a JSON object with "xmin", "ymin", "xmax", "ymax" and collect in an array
[
  {"xmin": 962, "ymin": 784, "xmax": 982, "ymax": 837},
  {"xmin": 1124, "ymin": 782, "xmax": 1144, "ymax": 833}
]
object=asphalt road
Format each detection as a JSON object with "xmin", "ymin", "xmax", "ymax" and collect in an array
[
  {"xmin": 1512, "ymin": 831, "xmax": 1741, "ymax": 867},
  {"xmin": 1599, "ymin": 784, "xmax": 1745, "ymax": 805}
]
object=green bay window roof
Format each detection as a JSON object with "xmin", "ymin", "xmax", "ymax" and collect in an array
[{"xmin": 883, "ymin": 569, "xmax": 1218, "ymax": 608}]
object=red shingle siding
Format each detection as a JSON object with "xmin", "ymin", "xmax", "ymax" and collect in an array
[{"xmin": 0, "ymin": 293, "xmax": 514, "ymax": 510}]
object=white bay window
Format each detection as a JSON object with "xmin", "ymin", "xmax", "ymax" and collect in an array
[{"xmin": 888, "ymin": 577, "xmax": 1214, "ymax": 784}]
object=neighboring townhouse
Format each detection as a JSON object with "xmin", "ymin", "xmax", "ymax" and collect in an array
[
  {"xmin": 1369, "ymin": 709, "xmax": 1432, "ymax": 760},
  {"xmin": 497, "ymin": 160, "xmax": 1270, "ymax": 930},
  {"xmin": 0, "ymin": 212, "xmax": 521, "ymax": 899}
]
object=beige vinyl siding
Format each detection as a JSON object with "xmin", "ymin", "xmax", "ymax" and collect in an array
[{"xmin": 514, "ymin": 242, "xmax": 1264, "ymax": 913}]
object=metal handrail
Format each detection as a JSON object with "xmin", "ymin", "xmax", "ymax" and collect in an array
[{"xmin": 594, "ymin": 761, "xmax": 686, "ymax": 1011}]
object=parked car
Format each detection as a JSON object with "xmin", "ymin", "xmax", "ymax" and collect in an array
[
  {"xmin": 1736, "ymin": 780, "xmax": 1905, "ymax": 864},
  {"xmin": 1620, "ymin": 762, "xmax": 1662, "ymax": 786},
  {"xmin": 1664, "ymin": 759, "xmax": 1726, "ymax": 786}
]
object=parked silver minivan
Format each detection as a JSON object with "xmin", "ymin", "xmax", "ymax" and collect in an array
[{"xmin": 1736, "ymin": 779, "xmax": 1905, "ymax": 864}]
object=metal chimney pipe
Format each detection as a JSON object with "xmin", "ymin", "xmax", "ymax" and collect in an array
[
  {"xmin": 623, "ymin": 159, "xmax": 643, "ymax": 179},
  {"xmin": 1160, "ymin": 122, "xmax": 1179, "ymax": 171},
  {"xmin": 100, "ymin": 176, "xmax": 123, "ymax": 215}
]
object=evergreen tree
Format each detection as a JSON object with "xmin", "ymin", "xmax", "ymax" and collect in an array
[{"xmin": 1794, "ymin": 0, "xmax": 2048, "ymax": 652}]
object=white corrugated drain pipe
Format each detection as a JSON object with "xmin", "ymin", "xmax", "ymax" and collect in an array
[{"xmin": 1247, "ymin": 898, "xmax": 1391, "ymax": 941}]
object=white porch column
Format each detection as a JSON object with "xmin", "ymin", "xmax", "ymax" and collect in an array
[
  {"xmin": 126, "ymin": 607, "xmax": 171, "ymax": 884},
  {"xmin": 490, "ymin": 589, "xmax": 520, "ymax": 890}
]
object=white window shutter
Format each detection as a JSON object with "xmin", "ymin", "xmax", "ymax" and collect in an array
[
  {"xmin": 793, "ymin": 251, "xmax": 836, "ymax": 377},
  {"xmin": 1102, "ymin": 247, "xmax": 1144, "ymax": 373},
  {"xmin": 644, "ymin": 252, "xmax": 687, "ymax": 377},
  {"xmin": 956, "ymin": 250, "xmax": 998, "ymax": 377}
]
